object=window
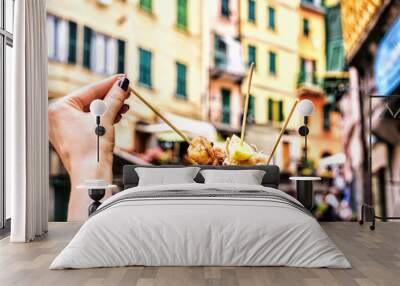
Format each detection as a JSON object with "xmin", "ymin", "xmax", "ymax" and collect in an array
[
  {"xmin": 176, "ymin": 62, "xmax": 187, "ymax": 99},
  {"xmin": 248, "ymin": 95, "xmax": 255, "ymax": 123},
  {"xmin": 268, "ymin": 51, "xmax": 277, "ymax": 75},
  {"xmin": 299, "ymin": 57, "xmax": 317, "ymax": 84},
  {"xmin": 1, "ymin": 0, "xmax": 15, "ymax": 231},
  {"xmin": 323, "ymin": 104, "xmax": 331, "ymax": 131},
  {"xmin": 81, "ymin": 26, "xmax": 124, "ymax": 75},
  {"xmin": 83, "ymin": 26, "xmax": 92, "ymax": 69},
  {"xmin": 248, "ymin": 0, "xmax": 255, "ymax": 23},
  {"xmin": 221, "ymin": 89, "xmax": 231, "ymax": 124},
  {"xmin": 267, "ymin": 98, "xmax": 273, "ymax": 121},
  {"xmin": 177, "ymin": 0, "xmax": 188, "ymax": 30},
  {"xmin": 47, "ymin": 15, "xmax": 77, "ymax": 64},
  {"xmin": 139, "ymin": 48, "xmax": 152, "ymax": 87},
  {"xmin": 303, "ymin": 18, "xmax": 310, "ymax": 37},
  {"xmin": 214, "ymin": 34, "xmax": 227, "ymax": 68},
  {"xmin": 248, "ymin": 44, "xmax": 256, "ymax": 67},
  {"xmin": 117, "ymin": 40, "xmax": 126, "ymax": 73},
  {"xmin": 221, "ymin": 0, "xmax": 230, "ymax": 17},
  {"xmin": 140, "ymin": 0, "xmax": 152, "ymax": 13},
  {"xmin": 267, "ymin": 98, "xmax": 284, "ymax": 122},
  {"xmin": 268, "ymin": 6, "xmax": 275, "ymax": 30}
]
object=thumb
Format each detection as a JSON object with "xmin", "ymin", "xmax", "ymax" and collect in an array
[{"xmin": 103, "ymin": 77, "xmax": 130, "ymax": 124}]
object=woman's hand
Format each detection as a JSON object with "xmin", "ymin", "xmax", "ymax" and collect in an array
[{"xmin": 48, "ymin": 75, "xmax": 130, "ymax": 221}]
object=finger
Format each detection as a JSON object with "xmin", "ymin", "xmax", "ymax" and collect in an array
[
  {"xmin": 103, "ymin": 77, "xmax": 130, "ymax": 124},
  {"xmin": 114, "ymin": 114, "xmax": 123, "ymax": 124},
  {"xmin": 70, "ymin": 74, "xmax": 125, "ymax": 111},
  {"xmin": 119, "ymin": 104, "xmax": 130, "ymax": 115}
]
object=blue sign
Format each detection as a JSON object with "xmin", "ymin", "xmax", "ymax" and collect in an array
[{"xmin": 374, "ymin": 16, "xmax": 400, "ymax": 96}]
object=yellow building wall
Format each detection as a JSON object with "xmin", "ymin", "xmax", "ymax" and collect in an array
[
  {"xmin": 298, "ymin": 6, "xmax": 326, "ymax": 76},
  {"xmin": 239, "ymin": 0, "xmax": 301, "ymax": 130}
]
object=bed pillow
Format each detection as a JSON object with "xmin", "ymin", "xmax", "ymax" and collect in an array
[
  {"xmin": 200, "ymin": 169, "xmax": 265, "ymax": 185},
  {"xmin": 135, "ymin": 167, "xmax": 200, "ymax": 186}
]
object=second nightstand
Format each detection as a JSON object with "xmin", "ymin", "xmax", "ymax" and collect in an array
[{"xmin": 289, "ymin": 176, "xmax": 321, "ymax": 210}]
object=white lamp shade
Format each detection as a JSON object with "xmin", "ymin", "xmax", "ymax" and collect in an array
[
  {"xmin": 297, "ymin": 99, "xmax": 314, "ymax": 116},
  {"xmin": 90, "ymin": 99, "xmax": 107, "ymax": 116}
]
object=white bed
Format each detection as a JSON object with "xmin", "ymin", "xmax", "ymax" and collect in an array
[{"xmin": 50, "ymin": 183, "xmax": 351, "ymax": 269}]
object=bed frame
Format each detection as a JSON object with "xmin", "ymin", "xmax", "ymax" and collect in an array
[{"xmin": 122, "ymin": 165, "xmax": 280, "ymax": 190}]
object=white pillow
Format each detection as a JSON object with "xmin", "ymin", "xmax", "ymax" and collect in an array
[
  {"xmin": 135, "ymin": 167, "xmax": 200, "ymax": 186},
  {"xmin": 200, "ymin": 169, "xmax": 265, "ymax": 185}
]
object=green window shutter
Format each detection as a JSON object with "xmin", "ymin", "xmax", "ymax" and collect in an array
[
  {"xmin": 177, "ymin": 0, "xmax": 188, "ymax": 30},
  {"xmin": 221, "ymin": 0, "xmax": 230, "ymax": 17},
  {"xmin": 117, "ymin": 40, "xmax": 125, "ymax": 73},
  {"xmin": 248, "ymin": 45, "xmax": 256, "ymax": 67},
  {"xmin": 248, "ymin": 96, "xmax": 255, "ymax": 123},
  {"xmin": 278, "ymin": 100, "xmax": 284, "ymax": 122},
  {"xmin": 67, "ymin": 21, "xmax": 77, "ymax": 64},
  {"xmin": 269, "ymin": 51, "xmax": 277, "ymax": 75},
  {"xmin": 268, "ymin": 7, "xmax": 275, "ymax": 30},
  {"xmin": 323, "ymin": 104, "xmax": 331, "ymax": 131},
  {"xmin": 221, "ymin": 89, "xmax": 231, "ymax": 124},
  {"xmin": 268, "ymin": 98, "xmax": 273, "ymax": 121},
  {"xmin": 139, "ymin": 48, "xmax": 152, "ymax": 87},
  {"xmin": 248, "ymin": 0, "xmax": 255, "ymax": 22},
  {"xmin": 303, "ymin": 18, "xmax": 310, "ymax": 37},
  {"xmin": 176, "ymin": 62, "xmax": 187, "ymax": 99},
  {"xmin": 83, "ymin": 26, "xmax": 92, "ymax": 69},
  {"xmin": 140, "ymin": 0, "xmax": 152, "ymax": 12}
]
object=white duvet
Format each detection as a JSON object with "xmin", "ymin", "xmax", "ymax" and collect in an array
[{"xmin": 50, "ymin": 183, "xmax": 351, "ymax": 269}]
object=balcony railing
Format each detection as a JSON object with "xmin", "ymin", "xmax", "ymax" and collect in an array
[{"xmin": 297, "ymin": 71, "xmax": 324, "ymax": 92}]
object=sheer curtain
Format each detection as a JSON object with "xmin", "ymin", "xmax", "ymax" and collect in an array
[{"xmin": 8, "ymin": 0, "xmax": 49, "ymax": 242}]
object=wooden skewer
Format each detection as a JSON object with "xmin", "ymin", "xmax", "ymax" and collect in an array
[
  {"xmin": 267, "ymin": 98, "xmax": 300, "ymax": 165},
  {"xmin": 128, "ymin": 86, "xmax": 191, "ymax": 144},
  {"xmin": 240, "ymin": 62, "xmax": 255, "ymax": 145}
]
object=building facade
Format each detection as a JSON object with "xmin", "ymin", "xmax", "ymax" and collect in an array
[
  {"xmin": 239, "ymin": 0, "xmax": 301, "ymax": 173},
  {"xmin": 206, "ymin": 0, "xmax": 245, "ymax": 135},
  {"xmin": 341, "ymin": 0, "xmax": 400, "ymax": 217}
]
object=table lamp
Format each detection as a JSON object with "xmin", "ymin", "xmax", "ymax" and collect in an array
[{"xmin": 297, "ymin": 99, "xmax": 314, "ymax": 162}]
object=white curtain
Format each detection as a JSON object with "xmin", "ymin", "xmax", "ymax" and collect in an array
[{"xmin": 8, "ymin": 0, "xmax": 49, "ymax": 242}]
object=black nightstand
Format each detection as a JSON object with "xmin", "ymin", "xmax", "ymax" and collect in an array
[{"xmin": 289, "ymin": 176, "xmax": 321, "ymax": 210}]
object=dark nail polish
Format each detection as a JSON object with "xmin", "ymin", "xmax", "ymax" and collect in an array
[{"xmin": 118, "ymin": 77, "xmax": 130, "ymax": 91}]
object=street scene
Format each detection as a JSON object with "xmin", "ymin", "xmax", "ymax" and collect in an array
[{"xmin": 46, "ymin": 0, "xmax": 400, "ymax": 222}]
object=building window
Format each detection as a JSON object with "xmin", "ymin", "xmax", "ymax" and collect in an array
[
  {"xmin": 176, "ymin": 62, "xmax": 187, "ymax": 99},
  {"xmin": 248, "ymin": 44, "xmax": 257, "ymax": 67},
  {"xmin": 83, "ymin": 26, "xmax": 92, "ymax": 69},
  {"xmin": 47, "ymin": 15, "xmax": 77, "ymax": 64},
  {"xmin": 139, "ymin": 48, "xmax": 152, "ymax": 87},
  {"xmin": 303, "ymin": 18, "xmax": 310, "ymax": 37},
  {"xmin": 323, "ymin": 104, "xmax": 331, "ymax": 131},
  {"xmin": 82, "ymin": 30, "xmax": 122, "ymax": 75},
  {"xmin": 117, "ymin": 40, "xmax": 126, "ymax": 73},
  {"xmin": 140, "ymin": 0, "xmax": 152, "ymax": 12},
  {"xmin": 221, "ymin": 89, "xmax": 231, "ymax": 124},
  {"xmin": 300, "ymin": 57, "xmax": 317, "ymax": 84},
  {"xmin": 278, "ymin": 100, "xmax": 284, "ymax": 122},
  {"xmin": 177, "ymin": 0, "xmax": 188, "ymax": 30},
  {"xmin": 248, "ymin": 0, "xmax": 256, "ymax": 23},
  {"xmin": 267, "ymin": 6, "xmax": 275, "ymax": 31},
  {"xmin": 221, "ymin": 0, "xmax": 230, "ymax": 17},
  {"xmin": 248, "ymin": 95, "xmax": 255, "ymax": 123},
  {"xmin": 267, "ymin": 98, "xmax": 284, "ymax": 122},
  {"xmin": 214, "ymin": 34, "xmax": 227, "ymax": 68},
  {"xmin": 2, "ymin": 0, "xmax": 15, "ymax": 230},
  {"xmin": 268, "ymin": 51, "xmax": 277, "ymax": 75}
]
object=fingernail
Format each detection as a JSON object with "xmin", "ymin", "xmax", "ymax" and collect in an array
[{"xmin": 118, "ymin": 78, "xmax": 130, "ymax": 91}]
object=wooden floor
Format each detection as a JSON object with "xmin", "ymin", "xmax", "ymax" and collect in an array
[{"xmin": 0, "ymin": 222, "xmax": 399, "ymax": 286}]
